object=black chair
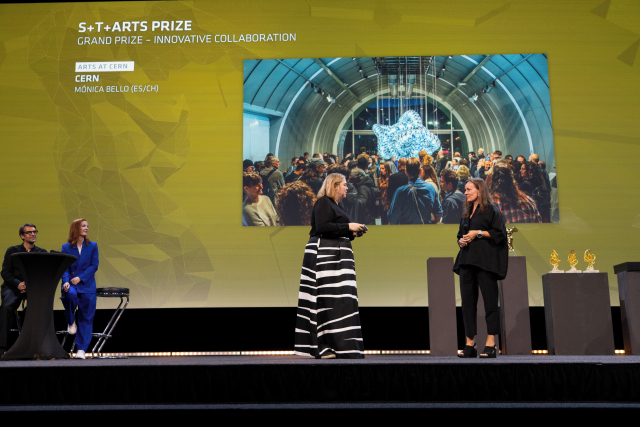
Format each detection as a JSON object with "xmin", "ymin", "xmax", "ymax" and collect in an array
[
  {"xmin": 57, "ymin": 288, "xmax": 130, "ymax": 357},
  {"xmin": 91, "ymin": 287, "xmax": 129, "ymax": 358}
]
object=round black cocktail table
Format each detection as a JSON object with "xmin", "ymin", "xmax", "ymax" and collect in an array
[{"xmin": 1, "ymin": 252, "xmax": 77, "ymax": 360}]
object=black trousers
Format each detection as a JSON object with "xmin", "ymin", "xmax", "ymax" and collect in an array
[
  {"xmin": 459, "ymin": 265, "xmax": 500, "ymax": 338},
  {"xmin": 0, "ymin": 285, "xmax": 25, "ymax": 350}
]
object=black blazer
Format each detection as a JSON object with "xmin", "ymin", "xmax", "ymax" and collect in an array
[
  {"xmin": 1, "ymin": 244, "xmax": 48, "ymax": 290},
  {"xmin": 453, "ymin": 204, "xmax": 508, "ymax": 280},
  {"xmin": 309, "ymin": 196, "xmax": 354, "ymax": 240}
]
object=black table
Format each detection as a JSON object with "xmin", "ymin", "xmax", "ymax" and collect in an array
[
  {"xmin": 498, "ymin": 256, "xmax": 532, "ymax": 355},
  {"xmin": 426, "ymin": 258, "xmax": 457, "ymax": 356},
  {"xmin": 615, "ymin": 262, "xmax": 640, "ymax": 354},
  {"xmin": 542, "ymin": 272, "xmax": 614, "ymax": 355},
  {"xmin": 1, "ymin": 252, "xmax": 76, "ymax": 360}
]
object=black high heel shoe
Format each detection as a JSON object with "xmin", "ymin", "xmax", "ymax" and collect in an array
[
  {"xmin": 479, "ymin": 346, "xmax": 497, "ymax": 358},
  {"xmin": 457, "ymin": 344, "xmax": 477, "ymax": 358}
]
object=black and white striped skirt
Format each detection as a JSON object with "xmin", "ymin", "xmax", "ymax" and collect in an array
[{"xmin": 294, "ymin": 236, "xmax": 365, "ymax": 359}]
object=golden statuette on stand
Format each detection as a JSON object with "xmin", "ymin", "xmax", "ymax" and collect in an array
[
  {"xmin": 550, "ymin": 250, "xmax": 563, "ymax": 273},
  {"xmin": 567, "ymin": 249, "xmax": 581, "ymax": 273},
  {"xmin": 506, "ymin": 227, "xmax": 518, "ymax": 255},
  {"xmin": 584, "ymin": 249, "xmax": 598, "ymax": 273}
]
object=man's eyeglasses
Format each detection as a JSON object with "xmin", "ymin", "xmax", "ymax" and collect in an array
[{"xmin": 23, "ymin": 230, "xmax": 38, "ymax": 235}]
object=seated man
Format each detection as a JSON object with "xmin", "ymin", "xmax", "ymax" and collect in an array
[
  {"xmin": 0, "ymin": 223, "xmax": 47, "ymax": 353},
  {"xmin": 388, "ymin": 158, "xmax": 442, "ymax": 225}
]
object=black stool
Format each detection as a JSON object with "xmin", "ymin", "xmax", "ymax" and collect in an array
[
  {"xmin": 91, "ymin": 287, "xmax": 129, "ymax": 358},
  {"xmin": 9, "ymin": 300, "xmax": 27, "ymax": 334},
  {"xmin": 56, "ymin": 306, "xmax": 78, "ymax": 353}
]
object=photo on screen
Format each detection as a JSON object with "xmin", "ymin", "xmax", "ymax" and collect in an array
[{"xmin": 243, "ymin": 55, "xmax": 557, "ymax": 226}]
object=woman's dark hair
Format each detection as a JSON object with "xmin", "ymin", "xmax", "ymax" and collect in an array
[
  {"xmin": 461, "ymin": 178, "xmax": 492, "ymax": 218},
  {"xmin": 490, "ymin": 161, "xmax": 527, "ymax": 205},
  {"xmin": 511, "ymin": 160, "xmax": 523, "ymax": 183},
  {"xmin": 276, "ymin": 181, "xmax": 317, "ymax": 226},
  {"xmin": 523, "ymin": 161, "xmax": 547, "ymax": 190},
  {"xmin": 68, "ymin": 218, "xmax": 91, "ymax": 245},
  {"xmin": 381, "ymin": 161, "xmax": 394, "ymax": 177}
]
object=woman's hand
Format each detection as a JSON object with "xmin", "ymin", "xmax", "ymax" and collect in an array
[
  {"xmin": 462, "ymin": 230, "xmax": 479, "ymax": 243},
  {"xmin": 70, "ymin": 277, "xmax": 81, "ymax": 285},
  {"xmin": 458, "ymin": 238, "xmax": 467, "ymax": 248},
  {"xmin": 63, "ymin": 282, "xmax": 70, "ymax": 292},
  {"xmin": 349, "ymin": 223, "xmax": 365, "ymax": 232}
]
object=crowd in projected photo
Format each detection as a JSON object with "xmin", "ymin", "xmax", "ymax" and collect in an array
[
  {"xmin": 242, "ymin": 54, "xmax": 557, "ymax": 226},
  {"xmin": 241, "ymin": 148, "xmax": 556, "ymax": 227}
]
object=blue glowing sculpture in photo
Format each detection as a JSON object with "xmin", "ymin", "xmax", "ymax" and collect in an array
[{"xmin": 373, "ymin": 110, "xmax": 441, "ymax": 159}]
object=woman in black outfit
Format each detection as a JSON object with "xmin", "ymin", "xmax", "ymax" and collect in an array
[
  {"xmin": 294, "ymin": 173, "xmax": 367, "ymax": 359},
  {"xmin": 453, "ymin": 177, "xmax": 508, "ymax": 358}
]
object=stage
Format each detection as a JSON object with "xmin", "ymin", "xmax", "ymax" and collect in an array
[{"xmin": 2, "ymin": 355, "xmax": 640, "ymax": 417}]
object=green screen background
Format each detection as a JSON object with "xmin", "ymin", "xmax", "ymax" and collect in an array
[{"xmin": 0, "ymin": 0, "xmax": 638, "ymax": 309}]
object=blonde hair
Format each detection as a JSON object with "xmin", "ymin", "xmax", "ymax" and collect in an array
[
  {"xmin": 419, "ymin": 150, "xmax": 433, "ymax": 165},
  {"xmin": 457, "ymin": 165, "xmax": 470, "ymax": 180},
  {"xmin": 317, "ymin": 173, "xmax": 345, "ymax": 200}
]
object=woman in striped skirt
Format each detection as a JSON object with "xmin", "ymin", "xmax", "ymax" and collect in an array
[{"xmin": 294, "ymin": 173, "xmax": 367, "ymax": 359}]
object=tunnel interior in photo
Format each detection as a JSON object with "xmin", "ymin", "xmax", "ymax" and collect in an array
[
  {"xmin": 243, "ymin": 54, "xmax": 557, "ymax": 223},
  {"xmin": 244, "ymin": 54, "xmax": 553, "ymax": 167}
]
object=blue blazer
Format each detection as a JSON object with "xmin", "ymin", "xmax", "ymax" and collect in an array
[{"xmin": 61, "ymin": 241, "xmax": 99, "ymax": 293}]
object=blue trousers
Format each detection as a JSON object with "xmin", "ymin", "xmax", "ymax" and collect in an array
[{"xmin": 61, "ymin": 286, "xmax": 96, "ymax": 352}]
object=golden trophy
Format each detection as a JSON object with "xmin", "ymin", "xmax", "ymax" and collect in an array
[
  {"xmin": 567, "ymin": 249, "xmax": 581, "ymax": 273},
  {"xmin": 507, "ymin": 227, "xmax": 518, "ymax": 256},
  {"xmin": 549, "ymin": 250, "xmax": 563, "ymax": 273},
  {"xmin": 584, "ymin": 249, "xmax": 598, "ymax": 273}
]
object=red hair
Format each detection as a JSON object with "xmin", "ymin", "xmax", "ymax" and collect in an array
[{"xmin": 68, "ymin": 218, "xmax": 91, "ymax": 245}]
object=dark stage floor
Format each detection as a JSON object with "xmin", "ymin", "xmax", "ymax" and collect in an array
[
  {"xmin": 2, "ymin": 355, "xmax": 640, "ymax": 419},
  {"xmin": 0, "ymin": 354, "xmax": 637, "ymax": 367},
  {"xmin": 2, "ymin": 354, "xmax": 639, "ymax": 407}
]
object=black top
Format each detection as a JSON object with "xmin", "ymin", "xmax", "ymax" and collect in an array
[
  {"xmin": 1, "ymin": 244, "xmax": 48, "ymax": 289},
  {"xmin": 309, "ymin": 196, "xmax": 354, "ymax": 240},
  {"xmin": 519, "ymin": 180, "xmax": 533, "ymax": 196},
  {"xmin": 285, "ymin": 173, "xmax": 301, "ymax": 184},
  {"xmin": 436, "ymin": 157, "xmax": 448, "ymax": 175},
  {"xmin": 453, "ymin": 204, "xmax": 508, "ymax": 280},
  {"xmin": 442, "ymin": 190, "xmax": 466, "ymax": 224},
  {"xmin": 387, "ymin": 171, "xmax": 409, "ymax": 205}
]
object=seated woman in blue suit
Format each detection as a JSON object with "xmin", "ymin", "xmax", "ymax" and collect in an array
[{"xmin": 61, "ymin": 218, "xmax": 99, "ymax": 359}]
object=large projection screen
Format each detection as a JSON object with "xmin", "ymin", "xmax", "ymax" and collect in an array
[{"xmin": 0, "ymin": 0, "xmax": 638, "ymax": 309}]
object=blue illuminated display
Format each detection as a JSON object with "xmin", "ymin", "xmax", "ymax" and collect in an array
[{"xmin": 373, "ymin": 111, "xmax": 441, "ymax": 159}]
